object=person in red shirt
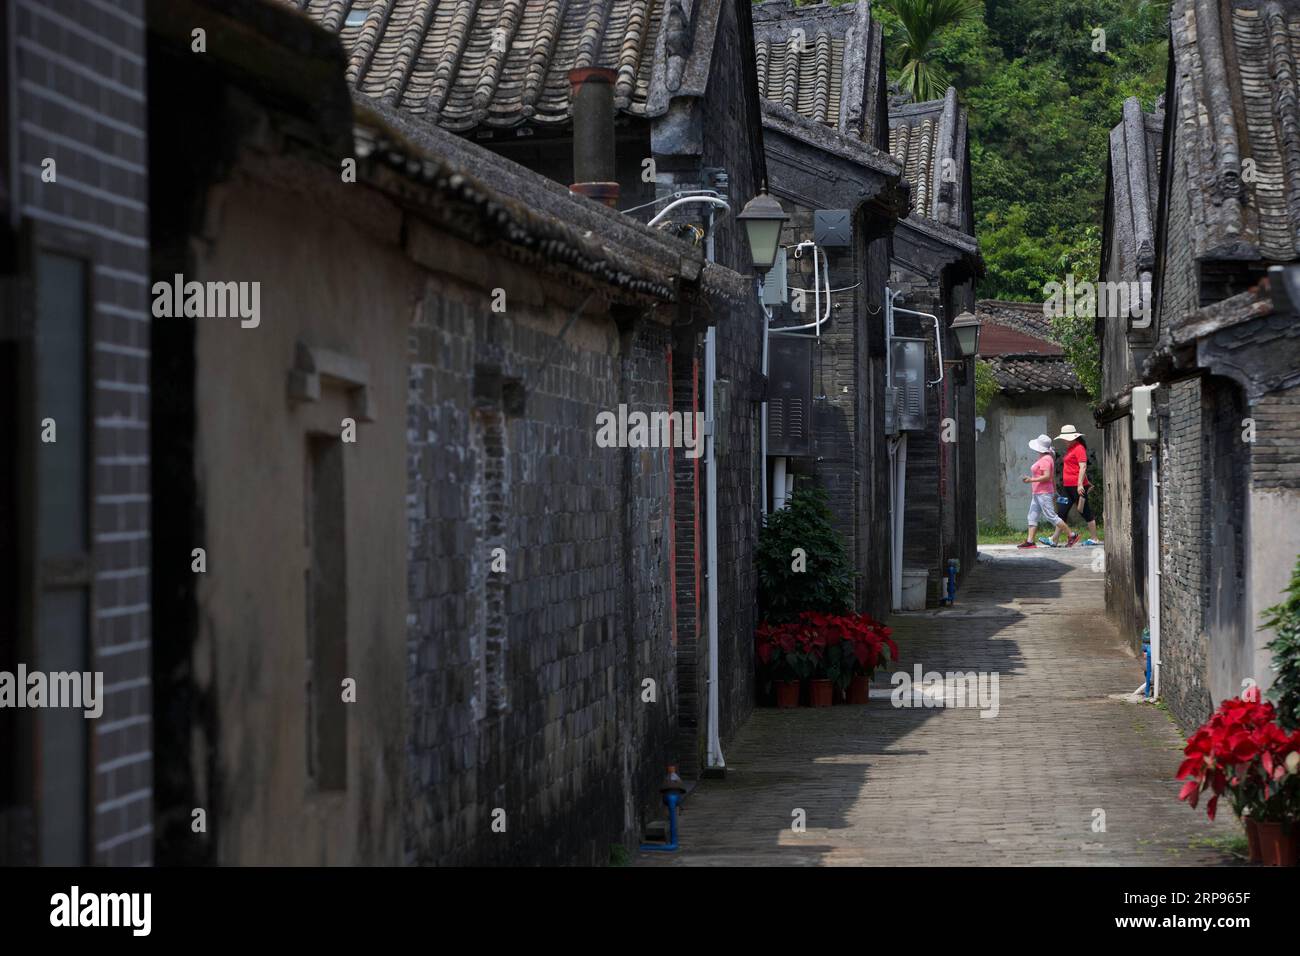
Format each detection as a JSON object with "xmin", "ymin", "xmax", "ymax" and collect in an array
[
  {"xmin": 1056, "ymin": 425, "xmax": 1099, "ymax": 546},
  {"xmin": 1017, "ymin": 434, "xmax": 1072, "ymax": 548}
]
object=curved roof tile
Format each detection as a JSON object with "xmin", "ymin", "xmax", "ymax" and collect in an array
[
  {"xmin": 1170, "ymin": 0, "xmax": 1300, "ymax": 260},
  {"xmin": 287, "ymin": 0, "xmax": 673, "ymax": 130}
]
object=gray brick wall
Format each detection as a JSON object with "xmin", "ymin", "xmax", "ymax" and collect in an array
[
  {"xmin": 1158, "ymin": 140, "xmax": 1196, "ymax": 327},
  {"xmin": 1157, "ymin": 378, "xmax": 1214, "ymax": 731},
  {"xmin": 1102, "ymin": 414, "xmax": 1148, "ymax": 646},
  {"xmin": 1253, "ymin": 385, "xmax": 1300, "ymax": 489},
  {"xmin": 14, "ymin": 0, "xmax": 151, "ymax": 866},
  {"xmin": 676, "ymin": 0, "xmax": 763, "ymax": 765},
  {"xmin": 405, "ymin": 278, "xmax": 684, "ymax": 864}
]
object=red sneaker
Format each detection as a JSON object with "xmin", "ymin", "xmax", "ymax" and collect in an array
[
  {"xmin": 1016, "ymin": 541, "xmax": 1037, "ymax": 549},
  {"xmin": 1067, "ymin": 532, "xmax": 1080, "ymax": 547}
]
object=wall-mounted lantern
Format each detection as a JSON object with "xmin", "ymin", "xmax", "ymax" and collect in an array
[
  {"xmin": 950, "ymin": 310, "xmax": 982, "ymax": 358},
  {"xmin": 738, "ymin": 190, "xmax": 789, "ymax": 272}
]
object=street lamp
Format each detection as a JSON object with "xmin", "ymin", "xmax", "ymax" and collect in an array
[
  {"xmin": 738, "ymin": 189, "xmax": 789, "ymax": 272},
  {"xmin": 951, "ymin": 310, "xmax": 982, "ymax": 357}
]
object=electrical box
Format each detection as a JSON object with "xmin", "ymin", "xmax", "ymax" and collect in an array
[
  {"xmin": 761, "ymin": 249, "xmax": 788, "ymax": 306},
  {"xmin": 814, "ymin": 209, "xmax": 852, "ymax": 247},
  {"xmin": 767, "ymin": 335, "xmax": 813, "ymax": 457},
  {"xmin": 1131, "ymin": 384, "xmax": 1158, "ymax": 442},
  {"xmin": 888, "ymin": 337, "xmax": 927, "ymax": 433}
]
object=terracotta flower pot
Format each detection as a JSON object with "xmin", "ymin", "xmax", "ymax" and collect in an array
[
  {"xmin": 1255, "ymin": 821, "xmax": 1299, "ymax": 866},
  {"xmin": 1244, "ymin": 817, "xmax": 1261, "ymax": 863},
  {"xmin": 809, "ymin": 678, "xmax": 833, "ymax": 708},
  {"xmin": 775, "ymin": 680, "xmax": 800, "ymax": 709},
  {"xmin": 847, "ymin": 674, "xmax": 870, "ymax": 705}
]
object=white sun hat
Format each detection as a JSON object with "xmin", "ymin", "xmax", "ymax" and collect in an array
[
  {"xmin": 1028, "ymin": 434, "xmax": 1053, "ymax": 454},
  {"xmin": 1055, "ymin": 424, "xmax": 1085, "ymax": 442}
]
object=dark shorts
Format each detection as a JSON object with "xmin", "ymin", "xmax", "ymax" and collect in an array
[{"xmin": 1063, "ymin": 486, "xmax": 1094, "ymax": 523}]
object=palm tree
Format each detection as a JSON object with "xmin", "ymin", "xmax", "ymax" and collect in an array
[{"xmin": 883, "ymin": 0, "xmax": 981, "ymax": 102}]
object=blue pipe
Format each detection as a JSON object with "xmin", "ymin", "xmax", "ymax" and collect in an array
[
  {"xmin": 1141, "ymin": 628, "xmax": 1152, "ymax": 699},
  {"xmin": 639, "ymin": 792, "xmax": 682, "ymax": 852},
  {"xmin": 942, "ymin": 559, "xmax": 957, "ymax": 605}
]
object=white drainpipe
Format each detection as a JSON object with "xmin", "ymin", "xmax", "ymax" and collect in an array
[
  {"xmin": 892, "ymin": 434, "xmax": 908, "ymax": 611},
  {"xmin": 885, "ymin": 288, "xmax": 906, "ymax": 611},
  {"xmin": 760, "ymin": 295, "xmax": 770, "ymax": 516},
  {"xmin": 1146, "ymin": 457, "xmax": 1162, "ymax": 696},
  {"xmin": 705, "ymin": 325, "xmax": 724, "ymax": 769},
  {"xmin": 772, "ymin": 456, "xmax": 788, "ymax": 511}
]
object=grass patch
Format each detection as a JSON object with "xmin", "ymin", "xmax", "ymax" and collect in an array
[
  {"xmin": 1188, "ymin": 832, "xmax": 1249, "ymax": 859},
  {"xmin": 977, "ymin": 520, "xmax": 1024, "ymax": 545},
  {"xmin": 977, "ymin": 519, "xmax": 1105, "ymax": 546},
  {"xmin": 609, "ymin": 844, "xmax": 632, "ymax": 867}
]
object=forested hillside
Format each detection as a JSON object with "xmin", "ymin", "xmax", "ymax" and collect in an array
[
  {"xmin": 873, "ymin": 0, "xmax": 1168, "ymax": 300},
  {"xmin": 773, "ymin": 0, "xmax": 1170, "ymax": 394}
]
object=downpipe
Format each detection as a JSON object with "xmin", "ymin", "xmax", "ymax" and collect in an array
[
  {"xmin": 705, "ymin": 326, "xmax": 724, "ymax": 770},
  {"xmin": 639, "ymin": 767, "xmax": 689, "ymax": 852},
  {"xmin": 941, "ymin": 558, "xmax": 959, "ymax": 606}
]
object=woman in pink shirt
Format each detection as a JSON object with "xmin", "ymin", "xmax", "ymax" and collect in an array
[
  {"xmin": 1017, "ymin": 434, "xmax": 1073, "ymax": 549},
  {"xmin": 1056, "ymin": 425, "xmax": 1100, "ymax": 545}
]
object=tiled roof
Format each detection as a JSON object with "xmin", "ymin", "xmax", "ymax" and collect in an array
[
  {"xmin": 978, "ymin": 325, "xmax": 1063, "ymax": 357},
  {"xmin": 1144, "ymin": 270, "xmax": 1300, "ymax": 399},
  {"xmin": 280, "ymin": 0, "xmax": 721, "ymax": 131},
  {"xmin": 759, "ymin": 101, "xmax": 902, "ymax": 179},
  {"xmin": 353, "ymin": 93, "xmax": 752, "ymax": 305},
  {"xmin": 751, "ymin": 0, "xmax": 884, "ymax": 143},
  {"xmin": 1104, "ymin": 97, "xmax": 1162, "ymax": 282},
  {"xmin": 976, "ymin": 299, "xmax": 1059, "ymax": 345},
  {"xmin": 1170, "ymin": 0, "xmax": 1300, "ymax": 260},
  {"xmin": 983, "ymin": 354, "xmax": 1083, "ymax": 394},
  {"xmin": 888, "ymin": 88, "xmax": 968, "ymax": 230}
]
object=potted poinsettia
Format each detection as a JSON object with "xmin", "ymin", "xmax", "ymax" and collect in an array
[
  {"xmin": 847, "ymin": 616, "xmax": 897, "ymax": 705},
  {"xmin": 756, "ymin": 622, "xmax": 799, "ymax": 708},
  {"xmin": 756, "ymin": 620, "xmax": 824, "ymax": 707},
  {"xmin": 791, "ymin": 611, "xmax": 900, "ymax": 706},
  {"xmin": 803, "ymin": 612, "xmax": 851, "ymax": 706},
  {"xmin": 1176, "ymin": 691, "xmax": 1300, "ymax": 865}
]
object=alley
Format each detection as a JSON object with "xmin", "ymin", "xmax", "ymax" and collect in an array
[{"xmin": 640, "ymin": 547, "xmax": 1239, "ymax": 866}]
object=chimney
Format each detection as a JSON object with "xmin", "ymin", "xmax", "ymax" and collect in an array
[{"xmin": 568, "ymin": 68, "xmax": 620, "ymax": 208}]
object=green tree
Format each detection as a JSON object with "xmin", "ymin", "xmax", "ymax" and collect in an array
[
  {"xmin": 1262, "ymin": 557, "xmax": 1300, "ymax": 731},
  {"xmin": 880, "ymin": 0, "xmax": 983, "ymax": 101},
  {"xmin": 756, "ymin": 486, "xmax": 855, "ymax": 623},
  {"xmin": 974, "ymin": 359, "xmax": 999, "ymax": 415}
]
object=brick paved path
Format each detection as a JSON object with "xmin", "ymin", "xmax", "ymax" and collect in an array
[{"xmin": 639, "ymin": 547, "xmax": 1240, "ymax": 866}]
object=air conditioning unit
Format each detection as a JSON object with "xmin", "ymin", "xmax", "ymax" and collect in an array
[
  {"xmin": 1131, "ymin": 384, "xmax": 1158, "ymax": 442},
  {"xmin": 767, "ymin": 335, "xmax": 813, "ymax": 457},
  {"xmin": 888, "ymin": 337, "xmax": 927, "ymax": 432},
  {"xmin": 761, "ymin": 249, "xmax": 788, "ymax": 306}
]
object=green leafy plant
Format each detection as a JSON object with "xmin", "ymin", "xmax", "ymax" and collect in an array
[
  {"xmin": 1262, "ymin": 556, "xmax": 1300, "ymax": 732},
  {"xmin": 974, "ymin": 358, "xmax": 999, "ymax": 415},
  {"xmin": 880, "ymin": 0, "xmax": 983, "ymax": 102},
  {"xmin": 756, "ymin": 486, "xmax": 855, "ymax": 624},
  {"xmin": 755, "ymin": 612, "xmax": 899, "ymax": 693}
]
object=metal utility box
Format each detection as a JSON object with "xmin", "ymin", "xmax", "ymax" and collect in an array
[
  {"xmin": 814, "ymin": 209, "xmax": 852, "ymax": 247},
  {"xmin": 1131, "ymin": 384, "xmax": 1158, "ymax": 442},
  {"xmin": 767, "ymin": 335, "xmax": 813, "ymax": 457},
  {"xmin": 761, "ymin": 249, "xmax": 788, "ymax": 306},
  {"xmin": 888, "ymin": 337, "xmax": 927, "ymax": 433}
]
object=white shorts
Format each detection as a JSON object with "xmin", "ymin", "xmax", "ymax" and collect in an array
[{"xmin": 1028, "ymin": 492, "xmax": 1061, "ymax": 527}]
